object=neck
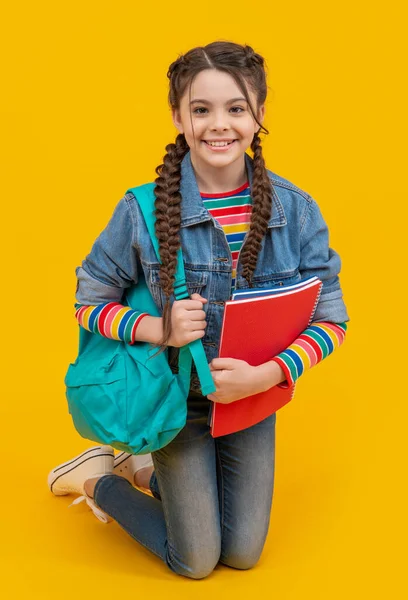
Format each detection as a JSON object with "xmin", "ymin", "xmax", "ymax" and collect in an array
[{"xmin": 190, "ymin": 153, "xmax": 248, "ymax": 194}]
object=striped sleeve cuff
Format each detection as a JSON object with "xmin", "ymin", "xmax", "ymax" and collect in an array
[
  {"xmin": 74, "ymin": 302, "xmax": 150, "ymax": 345},
  {"xmin": 270, "ymin": 321, "xmax": 348, "ymax": 388}
]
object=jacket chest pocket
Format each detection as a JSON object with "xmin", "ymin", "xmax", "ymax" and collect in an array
[
  {"xmin": 149, "ymin": 267, "xmax": 209, "ymax": 311},
  {"xmin": 235, "ymin": 267, "xmax": 302, "ymax": 290}
]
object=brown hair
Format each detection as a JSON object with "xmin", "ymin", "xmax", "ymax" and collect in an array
[{"xmin": 153, "ymin": 41, "xmax": 273, "ymax": 352}]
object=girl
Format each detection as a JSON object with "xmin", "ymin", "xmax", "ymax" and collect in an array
[{"xmin": 48, "ymin": 41, "xmax": 350, "ymax": 579}]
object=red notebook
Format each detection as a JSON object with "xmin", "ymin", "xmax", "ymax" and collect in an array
[{"xmin": 210, "ymin": 276, "xmax": 323, "ymax": 437}]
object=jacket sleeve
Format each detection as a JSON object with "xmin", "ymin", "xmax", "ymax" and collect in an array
[
  {"xmin": 75, "ymin": 195, "xmax": 140, "ymax": 305},
  {"xmin": 298, "ymin": 198, "xmax": 350, "ymax": 323}
]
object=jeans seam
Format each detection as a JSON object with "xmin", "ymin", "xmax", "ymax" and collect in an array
[
  {"xmin": 215, "ymin": 443, "xmax": 225, "ymax": 541},
  {"xmin": 151, "ymin": 457, "xmax": 176, "ymax": 564}
]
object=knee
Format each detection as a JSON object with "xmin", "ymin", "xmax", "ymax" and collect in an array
[
  {"xmin": 220, "ymin": 543, "xmax": 264, "ymax": 571},
  {"xmin": 167, "ymin": 544, "xmax": 221, "ymax": 580},
  {"xmin": 184, "ymin": 561, "xmax": 218, "ymax": 580},
  {"xmin": 220, "ymin": 520, "xmax": 270, "ymax": 571}
]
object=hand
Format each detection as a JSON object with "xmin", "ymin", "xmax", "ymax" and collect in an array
[
  {"xmin": 207, "ymin": 357, "xmax": 267, "ymax": 404},
  {"xmin": 167, "ymin": 293, "xmax": 208, "ymax": 348}
]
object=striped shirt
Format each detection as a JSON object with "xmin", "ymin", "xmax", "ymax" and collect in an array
[
  {"xmin": 272, "ymin": 321, "xmax": 348, "ymax": 388},
  {"xmin": 74, "ymin": 302, "xmax": 149, "ymax": 346},
  {"xmin": 201, "ymin": 180, "xmax": 252, "ymax": 293},
  {"xmin": 74, "ymin": 182, "xmax": 348, "ymax": 386}
]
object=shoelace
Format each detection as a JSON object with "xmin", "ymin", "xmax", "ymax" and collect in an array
[{"xmin": 68, "ymin": 495, "xmax": 111, "ymax": 523}]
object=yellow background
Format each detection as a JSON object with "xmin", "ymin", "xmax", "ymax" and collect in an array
[{"xmin": 1, "ymin": 1, "xmax": 406, "ymax": 597}]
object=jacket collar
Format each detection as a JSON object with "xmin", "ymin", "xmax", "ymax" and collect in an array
[{"xmin": 179, "ymin": 150, "xmax": 287, "ymax": 228}]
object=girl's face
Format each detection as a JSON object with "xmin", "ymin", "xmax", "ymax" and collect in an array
[{"xmin": 172, "ymin": 69, "xmax": 264, "ymax": 171}]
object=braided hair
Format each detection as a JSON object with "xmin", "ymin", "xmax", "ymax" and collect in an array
[{"xmin": 153, "ymin": 41, "xmax": 273, "ymax": 352}]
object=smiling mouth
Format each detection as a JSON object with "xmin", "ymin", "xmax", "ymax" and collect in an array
[{"xmin": 203, "ymin": 140, "xmax": 238, "ymax": 146}]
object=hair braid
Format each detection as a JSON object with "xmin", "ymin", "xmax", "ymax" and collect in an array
[
  {"xmin": 153, "ymin": 133, "xmax": 189, "ymax": 353},
  {"xmin": 151, "ymin": 41, "xmax": 272, "ymax": 353},
  {"xmin": 239, "ymin": 133, "xmax": 273, "ymax": 287}
]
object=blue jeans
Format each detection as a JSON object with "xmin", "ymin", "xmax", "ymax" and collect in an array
[{"xmin": 93, "ymin": 390, "xmax": 276, "ymax": 579}]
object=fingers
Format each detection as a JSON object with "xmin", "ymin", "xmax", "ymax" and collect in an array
[
  {"xmin": 177, "ymin": 318, "xmax": 207, "ymax": 331},
  {"xmin": 210, "ymin": 358, "xmax": 235, "ymax": 370},
  {"xmin": 183, "ymin": 329, "xmax": 206, "ymax": 342},
  {"xmin": 190, "ymin": 293, "xmax": 208, "ymax": 303},
  {"xmin": 193, "ymin": 329, "xmax": 206, "ymax": 339},
  {"xmin": 176, "ymin": 299, "xmax": 206, "ymax": 311},
  {"xmin": 189, "ymin": 320, "xmax": 207, "ymax": 330},
  {"xmin": 174, "ymin": 293, "xmax": 207, "ymax": 312},
  {"xmin": 172, "ymin": 304, "xmax": 206, "ymax": 321},
  {"xmin": 187, "ymin": 309, "xmax": 207, "ymax": 321},
  {"xmin": 169, "ymin": 293, "xmax": 208, "ymax": 347}
]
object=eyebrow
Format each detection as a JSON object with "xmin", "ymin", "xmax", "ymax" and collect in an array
[{"xmin": 189, "ymin": 97, "xmax": 247, "ymax": 105}]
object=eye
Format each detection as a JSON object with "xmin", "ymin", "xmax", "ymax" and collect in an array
[{"xmin": 192, "ymin": 106, "xmax": 245, "ymax": 115}]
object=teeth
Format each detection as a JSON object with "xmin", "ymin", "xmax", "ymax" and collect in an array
[{"xmin": 206, "ymin": 141, "xmax": 234, "ymax": 147}]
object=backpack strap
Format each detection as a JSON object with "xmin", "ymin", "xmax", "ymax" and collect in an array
[{"xmin": 127, "ymin": 183, "xmax": 216, "ymax": 396}]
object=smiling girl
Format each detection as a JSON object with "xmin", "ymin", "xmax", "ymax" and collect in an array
[{"xmin": 48, "ymin": 41, "xmax": 350, "ymax": 579}]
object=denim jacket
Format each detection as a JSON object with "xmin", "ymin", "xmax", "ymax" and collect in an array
[{"xmin": 75, "ymin": 150, "xmax": 350, "ymax": 389}]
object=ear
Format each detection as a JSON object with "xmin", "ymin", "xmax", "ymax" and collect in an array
[
  {"xmin": 258, "ymin": 104, "xmax": 265, "ymax": 124},
  {"xmin": 172, "ymin": 108, "xmax": 184, "ymax": 134}
]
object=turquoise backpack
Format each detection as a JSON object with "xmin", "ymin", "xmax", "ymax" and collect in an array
[{"xmin": 64, "ymin": 182, "xmax": 216, "ymax": 455}]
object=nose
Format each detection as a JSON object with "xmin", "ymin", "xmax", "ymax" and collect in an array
[{"xmin": 210, "ymin": 109, "xmax": 231, "ymax": 131}]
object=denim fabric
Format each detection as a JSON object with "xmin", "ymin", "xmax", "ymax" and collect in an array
[
  {"xmin": 93, "ymin": 390, "xmax": 276, "ymax": 579},
  {"xmin": 74, "ymin": 150, "xmax": 349, "ymax": 391}
]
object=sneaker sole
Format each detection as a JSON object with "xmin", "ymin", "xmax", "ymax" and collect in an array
[{"xmin": 48, "ymin": 446, "xmax": 113, "ymax": 495}]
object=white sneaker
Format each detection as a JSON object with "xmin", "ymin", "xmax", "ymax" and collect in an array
[
  {"xmin": 113, "ymin": 451, "xmax": 154, "ymax": 490},
  {"xmin": 48, "ymin": 446, "xmax": 114, "ymax": 523}
]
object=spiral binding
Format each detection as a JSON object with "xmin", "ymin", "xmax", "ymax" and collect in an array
[
  {"xmin": 289, "ymin": 384, "xmax": 297, "ymax": 401},
  {"xmin": 307, "ymin": 279, "xmax": 324, "ymax": 327}
]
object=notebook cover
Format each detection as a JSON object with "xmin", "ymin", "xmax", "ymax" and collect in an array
[{"xmin": 210, "ymin": 278, "xmax": 322, "ymax": 437}]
